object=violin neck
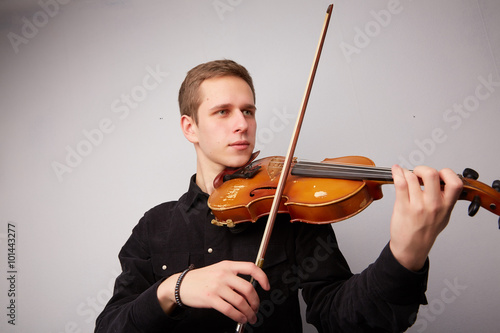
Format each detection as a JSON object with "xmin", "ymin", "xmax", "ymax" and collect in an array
[
  {"xmin": 290, "ymin": 159, "xmax": 500, "ymax": 222},
  {"xmin": 291, "ymin": 161, "xmax": 394, "ymax": 183}
]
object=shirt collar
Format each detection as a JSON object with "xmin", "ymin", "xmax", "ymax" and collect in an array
[{"xmin": 184, "ymin": 174, "xmax": 209, "ymax": 210}]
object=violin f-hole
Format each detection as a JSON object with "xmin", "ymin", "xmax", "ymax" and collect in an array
[{"xmin": 249, "ymin": 187, "xmax": 277, "ymax": 197}]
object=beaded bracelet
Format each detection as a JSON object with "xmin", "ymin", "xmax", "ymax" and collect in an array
[{"xmin": 174, "ymin": 264, "xmax": 194, "ymax": 307}]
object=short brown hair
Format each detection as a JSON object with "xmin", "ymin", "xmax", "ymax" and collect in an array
[{"xmin": 178, "ymin": 59, "xmax": 255, "ymax": 123}]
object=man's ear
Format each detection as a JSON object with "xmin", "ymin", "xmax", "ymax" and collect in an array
[{"xmin": 180, "ymin": 115, "xmax": 198, "ymax": 143}]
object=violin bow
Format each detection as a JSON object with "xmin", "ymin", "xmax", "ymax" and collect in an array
[{"xmin": 235, "ymin": 4, "xmax": 334, "ymax": 332}]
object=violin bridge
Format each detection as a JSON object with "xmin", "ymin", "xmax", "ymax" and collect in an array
[{"xmin": 268, "ymin": 156, "xmax": 297, "ymax": 180}]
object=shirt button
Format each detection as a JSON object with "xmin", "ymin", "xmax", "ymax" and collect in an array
[
  {"xmin": 207, "ymin": 248, "xmax": 213, "ymax": 254},
  {"xmin": 162, "ymin": 265, "xmax": 167, "ymax": 270}
]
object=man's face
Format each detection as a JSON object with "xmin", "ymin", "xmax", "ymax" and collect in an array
[{"xmin": 189, "ymin": 75, "xmax": 256, "ymax": 171}]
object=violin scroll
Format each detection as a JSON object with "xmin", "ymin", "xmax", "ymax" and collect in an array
[{"xmin": 460, "ymin": 168, "xmax": 500, "ymax": 229}]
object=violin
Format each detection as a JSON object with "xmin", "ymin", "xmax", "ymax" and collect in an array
[{"xmin": 208, "ymin": 153, "xmax": 500, "ymax": 228}]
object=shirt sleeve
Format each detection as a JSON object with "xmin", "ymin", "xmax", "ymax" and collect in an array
[
  {"xmin": 94, "ymin": 213, "xmax": 186, "ymax": 333},
  {"xmin": 298, "ymin": 224, "xmax": 428, "ymax": 333}
]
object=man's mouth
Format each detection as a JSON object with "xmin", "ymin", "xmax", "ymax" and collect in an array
[{"xmin": 229, "ymin": 140, "xmax": 250, "ymax": 150}]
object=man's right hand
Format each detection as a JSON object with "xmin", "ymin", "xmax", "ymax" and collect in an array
[{"xmin": 157, "ymin": 260, "xmax": 270, "ymax": 325}]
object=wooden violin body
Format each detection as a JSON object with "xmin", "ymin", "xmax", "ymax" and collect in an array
[
  {"xmin": 209, "ymin": 156, "xmax": 381, "ymax": 226},
  {"xmin": 208, "ymin": 155, "xmax": 500, "ymax": 228}
]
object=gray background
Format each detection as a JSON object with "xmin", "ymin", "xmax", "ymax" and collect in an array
[{"xmin": 1, "ymin": 0, "xmax": 499, "ymax": 332}]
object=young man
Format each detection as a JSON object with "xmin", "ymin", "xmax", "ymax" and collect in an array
[{"xmin": 95, "ymin": 59, "xmax": 463, "ymax": 332}]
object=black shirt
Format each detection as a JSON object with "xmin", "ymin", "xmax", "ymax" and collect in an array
[{"xmin": 95, "ymin": 175, "xmax": 428, "ymax": 332}]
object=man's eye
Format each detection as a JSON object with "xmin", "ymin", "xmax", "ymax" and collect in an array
[
  {"xmin": 217, "ymin": 109, "xmax": 228, "ymax": 115},
  {"xmin": 243, "ymin": 110, "xmax": 255, "ymax": 116}
]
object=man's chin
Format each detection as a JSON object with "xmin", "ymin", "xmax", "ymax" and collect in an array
[{"xmin": 225, "ymin": 151, "xmax": 254, "ymax": 169}]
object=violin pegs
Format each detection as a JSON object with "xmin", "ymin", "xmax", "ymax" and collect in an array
[
  {"xmin": 492, "ymin": 180, "xmax": 500, "ymax": 193},
  {"xmin": 463, "ymin": 168, "xmax": 479, "ymax": 180},
  {"xmin": 468, "ymin": 195, "xmax": 481, "ymax": 217}
]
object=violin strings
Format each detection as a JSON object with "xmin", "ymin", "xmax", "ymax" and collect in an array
[
  {"xmin": 269, "ymin": 158, "xmax": 392, "ymax": 172},
  {"xmin": 296, "ymin": 160, "xmax": 393, "ymax": 173},
  {"xmin": 281, "ymin": 160, "xmax": 394, "ymax": 181}
]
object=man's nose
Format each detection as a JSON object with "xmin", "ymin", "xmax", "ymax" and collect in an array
[{"xmin": 234, "ymin": 110, "xmax": 249, "ymax": 133}]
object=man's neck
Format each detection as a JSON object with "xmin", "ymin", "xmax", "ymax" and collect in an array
[
  {"xmin": 195, "ymin": 173, "xmax": 215, "ymax": 195},
  {"xmin": 195, "ymin": 159, "xmax": 223, "ymax": 195}
]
